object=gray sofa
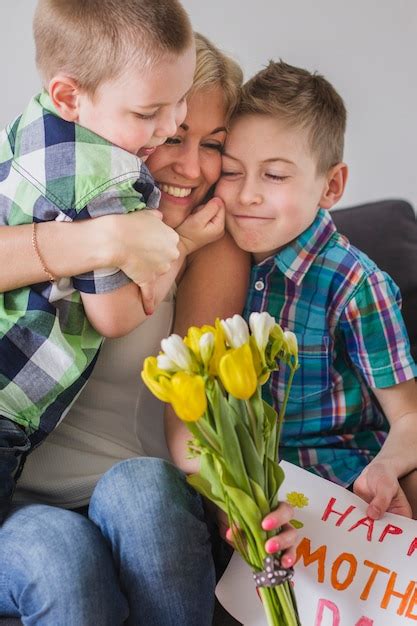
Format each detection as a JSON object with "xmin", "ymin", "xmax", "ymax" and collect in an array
[{"xmin": 1, "ymin": 198, "xmax": 416, "ymax": 626}]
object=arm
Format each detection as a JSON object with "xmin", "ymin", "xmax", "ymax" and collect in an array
[
  {"xmin": 353, "ymin": 378, "xmax": 417, "ymax": 518},
  {"xmin": 165, "ymin": 236, "xmax": 297, "ymax": 562},
  {"xmin": 0, "ymin": 211, "xmax": 179, "ymax": 292},
  {"xmin": 81, "ymin": 197, "xmax": 226, "ymax": 337},
  {"xmin": 165, "ymin": 231, "xmax": 250, "ymax": 472}
]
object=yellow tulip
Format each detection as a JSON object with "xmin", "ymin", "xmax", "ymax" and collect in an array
[
  {"xmin": 141, "ymin": 357, "xmax": 172, "ymax": 402},
  {"xmin": 207, "ymin": 319, "xmax": 227, "ymax": 376},
  {"xmin": 170, "ymin": 371, "xmax": 207, "ymax": 422},
  {"xmin": 218, "ymin": 343, "xmax": 258, "ymax": 400},
  {"xmin": 184, "ymin": 325, "xmax": 216, "ymax": 358}
]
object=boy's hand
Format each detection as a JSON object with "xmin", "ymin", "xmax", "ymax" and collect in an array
[
  {"xmin": 219, "ymin": 501, "xmax": 297, "ymax": 569},
  {"xmin": 176, "ymin": 197, "xmax": 225, "ymax": 256},
  {"xmin": 353, "ymin": 461, "xmax": 412, "ymax": 519}
]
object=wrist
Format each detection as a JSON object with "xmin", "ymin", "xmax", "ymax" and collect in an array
[
  {"xmin": 96, "ymin": 215, "xmax": 125, "ymax": 269},
  {"xmin": 178, "ymin": 235, "xmax": 195, "ymax": 256}
]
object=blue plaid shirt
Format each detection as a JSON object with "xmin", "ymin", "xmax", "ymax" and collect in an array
[
  {"xmin": 0, "ymin": 91, "xmax": 160, "ymax": 445},
  {"xmin": 244, "ymin": 209, "xmax": 417, "ymax": 486}
]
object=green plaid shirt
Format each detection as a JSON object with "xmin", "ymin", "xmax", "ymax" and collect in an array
[{"xmin": 0, "ymin": 91, "xmax": 160, "ymax": 445}]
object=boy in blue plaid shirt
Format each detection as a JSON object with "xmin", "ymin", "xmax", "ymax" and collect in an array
[
  {"xmin": 216, "ymin": 60, "xmax": 417, "ymax": 519},
  {"xmin": 0, "ymin": 0, "xmax": 225, "ymax": 523}
]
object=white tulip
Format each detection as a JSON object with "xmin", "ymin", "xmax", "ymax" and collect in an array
[
  {"xmin": 199, "ymin": 332, "xmax": 215, "ymax": 367},
  {"xmin": 283, "ymin": 331, "xmax": 298, "ymax": 356},
  {"xmin": 156, "ymin": 354, "xmax": 181, "ymax": 371},
  {"xmin": 221, "ymin": 314, "xmax": 249, "ymax": 348},
  {"xmin": 161, "ymin": 334, "xmax": 193, "ymax": 370},
  {"xmin": 249, "ymin": 312, "xmax": 276, "ymax": 353}
]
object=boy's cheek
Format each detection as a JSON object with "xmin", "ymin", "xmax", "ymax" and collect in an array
[{"xmin": 214, "ymin": 179, "xmax": 229, "ymax": 206}]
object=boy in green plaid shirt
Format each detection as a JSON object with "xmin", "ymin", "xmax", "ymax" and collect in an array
[
  {"xmin": 216, "ymin": 60, "xmax": 417, "ymax": 519},
  {"xmin": 0, "ymin": 0, "xmax": 225, "ymax": 523}
]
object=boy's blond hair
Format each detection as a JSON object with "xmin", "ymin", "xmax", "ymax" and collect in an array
[
  {"xmin": 192, "ymin": 33, "xmax": 243, "ymax": 122},
  {"xmin": 33, "ymin": 0, "xmax": 193, "ymax": 95},
  {"xmin": 236, "ymin": 60, "xmax": 346, "ymax": 174}
]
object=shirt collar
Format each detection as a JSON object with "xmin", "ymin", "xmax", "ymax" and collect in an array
[{"xmin": 272, "ymin": 208, "xmax": 337, "ymax": 285}]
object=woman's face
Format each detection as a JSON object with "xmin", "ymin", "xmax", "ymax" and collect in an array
[{"xmin": 146, "ymin": 86, "xmax": 228, "ymax": 228}]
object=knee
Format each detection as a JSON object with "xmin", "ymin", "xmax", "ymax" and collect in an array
[
  {"xmin": 90, "ymin": 457, "xmax": 206, "ymax": 533},
  {"xmin": 4, "ymin": 505, "xmax": 114, "ymax": 592}
]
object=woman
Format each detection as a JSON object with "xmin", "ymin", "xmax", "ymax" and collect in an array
[{"xmin": 0, "ymin": 35, "xmax": 297, "ymax": 626}]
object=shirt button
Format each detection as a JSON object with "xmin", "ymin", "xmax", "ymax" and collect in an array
[{"xmin": 254, "ymin": 280, "xmax": 265, "ymax": 291}]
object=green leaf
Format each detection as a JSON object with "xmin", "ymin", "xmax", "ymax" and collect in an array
[
  {"xmin": 263, "ymin": 400, "xmax": 278, "ymax": 459},
  {"xmin": 235, "ymin": 421, "xmax": 264, "ymax": 491},
  {"xmin": 206, "ymin": 382, "xmax": 253, "ymax": 497},
  {"xmin": 249, "ymin": 479, "xmax": 270, "ymax": 518},
  {"xmin": 290, "ymin": 519, "xmax": 304, "ymax": 529},
  {"xmin": 266, "ymin": 459, "xmax": 285, "ymax": 510}
]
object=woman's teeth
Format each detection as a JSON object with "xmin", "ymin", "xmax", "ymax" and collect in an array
[{"xmin": 160, "ymin": 184, "xmax": 192, "ymax": 198}]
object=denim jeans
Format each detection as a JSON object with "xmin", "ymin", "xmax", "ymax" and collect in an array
[{"xmin": 0, "ymin": 457, "xmax": 215, "ymax": 626}]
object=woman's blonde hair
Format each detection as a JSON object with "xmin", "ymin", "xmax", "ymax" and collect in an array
[
  {"xmin": 33, "ymin": 0, "xmax": 193, "ymax": 95},
  {"xmin": 192, "ymin": 33, "xmax": 243, "ymax": 122}
]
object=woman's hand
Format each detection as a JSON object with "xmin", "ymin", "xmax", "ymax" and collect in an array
[
  {"xmin": 218, "ymin": 502, "xmax": 298, "ymax": 569},
  {"xmin": 108, "ymin": 210, "xmax": 181, "ymax": 285}
]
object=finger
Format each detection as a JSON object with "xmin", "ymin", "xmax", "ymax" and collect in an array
[
  {"xmin": 265, "ymin": 523, "xmax": 298, "ymax": 555},
  {"xmin": 139, "ymin": 281, "xmax": 156, "ymax": 316},
  {"xmin": 262, "ymin": 502, "xmax": 294, "ymax": 531},
  {"xmin": 194, "ymin": 197, "xmax": 225, "ymax": 222},
  {"xmin": 225, "ymin": 523, "xmax": 242, "ymax": 547}
]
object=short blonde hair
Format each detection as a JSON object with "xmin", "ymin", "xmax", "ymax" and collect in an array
[
  {"xmin": 191, "ymin": 33, "xmax": 243, "ymax": 122},
  {"xmin": 236, "ymin": 60, "xmax": 347, "ymax": 174},
  {"xmin": 33, "ymin": 0, "xmax": 193, "ymax": 95}
]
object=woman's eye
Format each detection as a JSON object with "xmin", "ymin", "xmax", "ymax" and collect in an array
[{"xmin": 164, "ymin": 137, "xmax": 181, "ymax": 145}]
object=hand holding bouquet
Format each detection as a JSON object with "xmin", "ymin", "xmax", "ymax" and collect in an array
[{"xmin": 142, "ymin": 312, "xmax": 300, "ymax": 626}]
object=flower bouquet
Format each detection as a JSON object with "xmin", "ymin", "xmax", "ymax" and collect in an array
[{"xmin": 141, "ymin": 312, "xmax": 300, "ymax": 626}]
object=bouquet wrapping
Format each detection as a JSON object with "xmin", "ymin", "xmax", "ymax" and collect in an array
[{"xmin": 142, "ymin": 312, "xmax": 300, "ymax": 626}]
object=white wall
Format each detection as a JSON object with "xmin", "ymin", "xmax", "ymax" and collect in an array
[{"xmin": 1, "ymin": 0, "xmax": 416, "ymax": 209}]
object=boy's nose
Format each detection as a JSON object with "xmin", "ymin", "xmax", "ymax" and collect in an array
[
  {"xmin": 238, "ymin": 180, "xmax": 262, "ymax": 205},
  {"xmin": 155, "ymin": 111, "xmax": 178, "ymax": 139}
]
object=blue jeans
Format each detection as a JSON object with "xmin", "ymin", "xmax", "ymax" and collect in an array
[{"xmin": 0, "ymin": 458, "xmax": 216, "ymax": 625}]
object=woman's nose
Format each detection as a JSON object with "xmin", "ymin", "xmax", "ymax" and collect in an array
[{"xmin": 173, "ymin": 145, "xmax": 201, "ymax": 180}]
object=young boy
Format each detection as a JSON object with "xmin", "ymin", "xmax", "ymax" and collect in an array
[
  {"xmin": 216, "ymin": 60, "xmax": 417, "ymax": 519},
  {"xmin": 0, "ymin": 0, "xmax": 224, "ymax": 523}
]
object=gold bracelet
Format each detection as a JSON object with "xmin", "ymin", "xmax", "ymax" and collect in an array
[{"xmin": 32, "ymin": 222, "xmax": 56, "ymax": 282}]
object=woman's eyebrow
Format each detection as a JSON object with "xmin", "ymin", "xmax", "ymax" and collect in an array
[{"xmin": 179, "ymin": 124, "xmax": 227, "ymax": 134}]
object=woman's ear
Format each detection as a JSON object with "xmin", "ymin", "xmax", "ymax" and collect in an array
[
  {"xmin": 320, "ymin": 162, "xmax": 349, "ymax": 209},
  {"xmin": 48, "ymin": 75, "xmax": 81, "ymax": 122}
]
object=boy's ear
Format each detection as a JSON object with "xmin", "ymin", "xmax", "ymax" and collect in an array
[
  {"xmin": 320, "ymin": 162, "xmax": 348, "ymax": 210},
  {"xmin": 48, "ymin": 75, "xmax": 82, "ymax": 122}
]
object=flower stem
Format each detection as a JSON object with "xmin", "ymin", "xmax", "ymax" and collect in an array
[{"xmin": 275, "ymin": 364, "xmax": 296, "ymax": 460}]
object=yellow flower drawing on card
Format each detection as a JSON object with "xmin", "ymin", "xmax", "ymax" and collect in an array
[{"xmin": 286, "ymin": 491, "xmax": 309, "ymax": 528}]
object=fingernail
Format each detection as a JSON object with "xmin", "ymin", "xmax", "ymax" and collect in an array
[
  {"xmin": 262, "ymin": 518, "xmax": 276, "ymax": 531},
  {"xmin": 282, "ymin": 555, "xmax": 294, "ymax": 567},
  {"xmin": 266, "ymin": 539, "xmax": 280, "ymax": 554}
]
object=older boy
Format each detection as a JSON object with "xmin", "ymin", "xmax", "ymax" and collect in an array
[
  {"xmin": 0, "ymin": 0, "xmax": 224, "ymax": 523},
  {"xmin": 216, "ymin": 60, "xmax": 417, "ymax": 519}
]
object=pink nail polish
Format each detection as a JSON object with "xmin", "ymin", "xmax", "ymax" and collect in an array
[
  {"xmin": 284, "ymin": 556, "xmax": 294, "ymax": 566},
  {"xmin": 266, "ymin": 539, "xmax": 280, "ymax": 553},
  {"xmin": 262, "ymin": 518, "xmax": 275, "ymax": 531}
]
